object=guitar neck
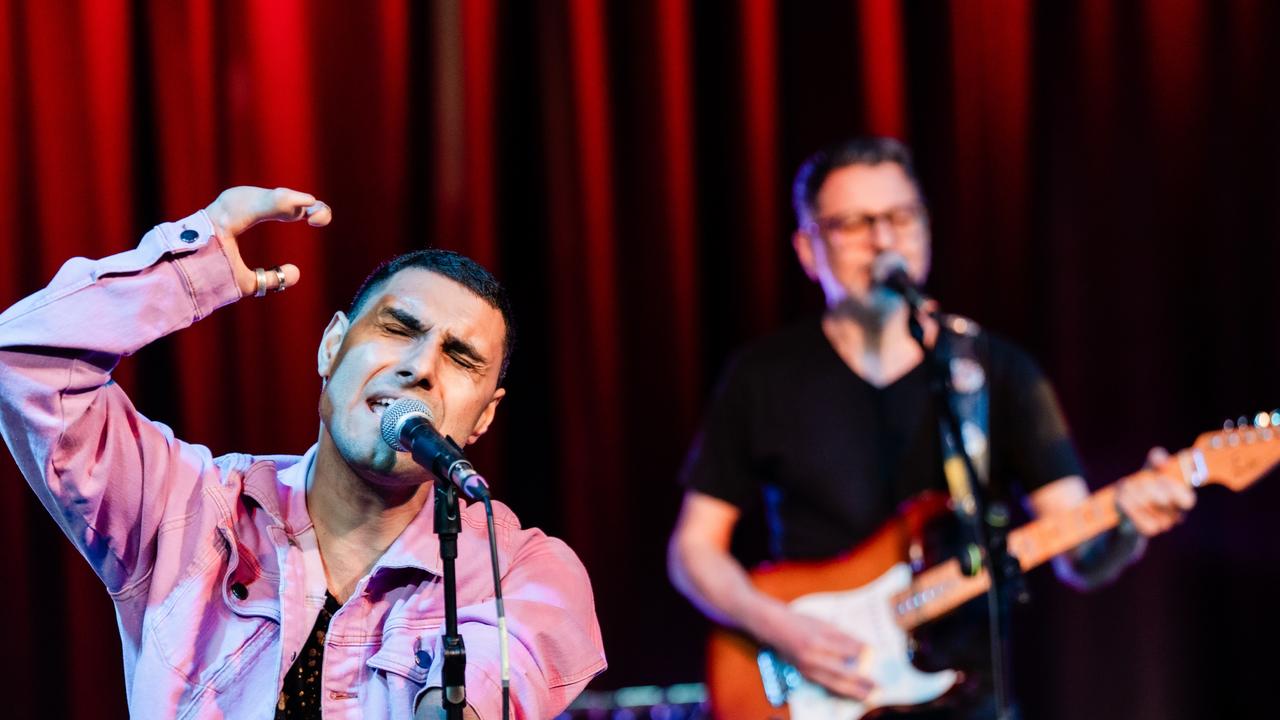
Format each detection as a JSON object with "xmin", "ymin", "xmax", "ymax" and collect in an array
[
  {"xmin": 1008, "ymin": 485, "xmax": 1121, "ymax": 571},
  {"xmin": 889, "ymin": 420, "xmax": 1280, "ymax": 630},
  {"xmin": 892, "ymin": 478, "xmax": 1139, "ymax": 631}
]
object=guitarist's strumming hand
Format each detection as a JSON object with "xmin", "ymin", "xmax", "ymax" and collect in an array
[
  {"xmin": 1116, "ymin": 446, "xmax": 1197, "ymax": 536},
  {"xmin": 753, "ymin": 603, "xmax": 875, "ymax": 700}
]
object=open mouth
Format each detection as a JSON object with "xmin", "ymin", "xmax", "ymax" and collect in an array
[{"xmin": 368, "ymin": 397, "xmax": 397, "ymax": 417}]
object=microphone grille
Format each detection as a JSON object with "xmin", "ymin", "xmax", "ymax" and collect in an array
[
  {"xmin": 379, "ymin": 398, "xmax": 434, "ymax": 452},
  {"xmin": 871, "ymin": 251, "xmax": 910, "ymax": 286}
]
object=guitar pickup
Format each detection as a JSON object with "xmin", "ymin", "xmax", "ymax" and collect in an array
[{"xmin": 757, "ymin": 648, "xmax": 803, "ymax": 708}]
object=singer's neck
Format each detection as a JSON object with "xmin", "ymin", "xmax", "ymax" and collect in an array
[
  {"xmin": 308, "ymin": 433, "xmax": 432, "ymax": 602},
  {"xmin": 822, "ymin": 303, "xmax": 934, "ymax": 388}
]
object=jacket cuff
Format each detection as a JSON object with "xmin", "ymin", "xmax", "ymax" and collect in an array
[{"xmin": 154, "ymin": 209, "xmax": 243, "ymax": 320}]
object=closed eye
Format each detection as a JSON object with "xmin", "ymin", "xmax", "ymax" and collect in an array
[
  {"xmin": 450, "ymin": 352, "xmax": 479, "ymax": 370},
  {"xmin": 443, "ymin": 338, "xmax": 487, "ymax": 373},
  {"xmin": 379, "ymin": 307, "xmax": 427, "ymax": 338}
]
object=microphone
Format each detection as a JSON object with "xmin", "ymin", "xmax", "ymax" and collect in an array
[
  {"xmin": 380, "ymin": 398, "xmax": 491, "ymax": 500},
  {"xmin": 871, "ymin": 251, "xmax": 929, "ymax": 311}
]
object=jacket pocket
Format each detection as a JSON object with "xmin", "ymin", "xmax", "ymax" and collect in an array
[
  {"xmin": 367, "ymin": 624, "xmax": 437, "ymax": 719},
  {"xmin": 147, "ymin": 526, "xmax": 281, "ymax": 699},
  {"xmin": 367, "ymin": 625, "xmax": 434, "ymax": 685}
]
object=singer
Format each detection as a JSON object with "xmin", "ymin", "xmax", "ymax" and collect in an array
[
  {"xmin": 667, "ymin": 137, "xmax": 1191, "ymax": 719},
  {"xmin": 0, "ymin": 187, "xmax": 606, "ymax": 719}
]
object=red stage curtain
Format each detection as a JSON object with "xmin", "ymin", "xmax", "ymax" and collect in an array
[{"xmin": 2, "ymin": 2, "xmax": 1278, "ymax": 718}]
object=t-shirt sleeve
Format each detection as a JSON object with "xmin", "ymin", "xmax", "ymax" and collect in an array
[
  {"xmin": 992, "ymin": 337, "xmax": 1086, "ymax": 493},
  {"xmin": 679, "ymin": 354, "xmax": 761, "ymax": 510}
]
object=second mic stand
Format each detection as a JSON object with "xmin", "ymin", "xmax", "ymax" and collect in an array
[
  {"xmin": 435, "ymin": 482, "xmax": 467, "ymax": 720},
  {"xmin": 907, "ymin": 311, "xmax": 1025, "ymax": 720}
]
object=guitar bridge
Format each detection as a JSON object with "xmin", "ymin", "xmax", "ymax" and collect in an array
[{"xmin": 757, "ymin": 649, "xmax": 803, "ymax": 708}]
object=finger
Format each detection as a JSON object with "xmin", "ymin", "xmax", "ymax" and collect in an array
[
  {"xmin": 836, "ymin": 674, "xmax": 875, "ymax": 701},
  {"xmin": 1117, "ymin": 486, "xmax": 1159, "ymax": 535},
  {"xmin": 261, "ymin": 187, "xmax": 319, "ymax": 223},
  {"xmin": 275, "ymin": 263, "xmax": 301, "ymax": 290},
  {"xmin": 1140, "ymin": 476, "xmax": 1179, "ymax": 512},
  {"xmin": 1175, "ymin": 488, "xmax": 1196, "ymax": 510},
  {"xmin": 1119, "ymin": 476, "xmax": 1157, "ymax": 510},
  {"xmin": 305, "ymin": 201, "xmax": 333, "ymax": 227},
  {"xmin": 1131, "ymin": 504, "xmax": 1178, "ymax": 536},
  {"xmin": 1127, "ymin": 511, "xmax": 1161, "ymax": 537},
  {"xmin": 1146, "ymin": 446, "xmax": 1171, "ymax": 468},
  {"xmin": 248, "ymin": 263, "xmax": 302, "ymax": 297},
  {"xmin": 811, "ymin": 629, "xmax": 865, "ymax": 661},
  {"xmin": 1169, "ymin": 479, "xmax": 1197, "ymax": 510},
  {"xmin": 1121, "ymin": 481, "xmax": 1172, "ymax": 527},
  {"xmin": 1151, "ymin": 475, "xmax": 1197, "ymax": 513},
  {"xmin": 807, "ymin": 666, "xmax": 875, "ymax": 701},
  {"xmin": 1146, "ymin": 479, "xmax": 1173, "ymax": 509},
  {"xmin": 850, "ymin": 674, "xmax": 876, "ymax": 699}
]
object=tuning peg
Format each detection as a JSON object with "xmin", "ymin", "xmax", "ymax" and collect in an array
[
  {"xmin": 1272, "ymin": 410, "xmax": 1280, "ymax": 427},
  {"xmin": 1224, "ymin": 418, "xmax": 1236, "ymax": 431},
  {"xmin": 1256, "ymin": 412, "xmax": 1273, "ymax": 429},
  {"xmin": 1238, "ymin": 415, "xmax": 1250, "ymax": 429}
]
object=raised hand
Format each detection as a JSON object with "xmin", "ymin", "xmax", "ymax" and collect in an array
[{"xmin": 203, "ymin": 186, "xmax": 333, "ymax": 297}]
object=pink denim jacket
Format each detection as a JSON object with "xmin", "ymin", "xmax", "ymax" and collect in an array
[{"xmin": 0, "ymin": 211, "xmax": 606, "ymax": 719}]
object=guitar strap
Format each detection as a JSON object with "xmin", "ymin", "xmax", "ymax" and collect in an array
[{"xmin": 934, "ymin": 314, "xmax": 991, "ymax": 521}]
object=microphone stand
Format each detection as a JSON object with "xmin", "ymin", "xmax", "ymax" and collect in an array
[
  {"xmin": 435, "ymin": 481, "xmax": 467, "ymax": 720},
  {"xmin": 906, "ymin": 309, "xmax": 1024, "ymax": 720}
]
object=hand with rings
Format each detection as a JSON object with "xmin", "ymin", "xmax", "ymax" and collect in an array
[
  {"xmin": 202, "ymin": 186, "xmax": 333, "ymax": 298},
  {"xmin": 253, "ymin": 266, "xmax": 289, "ymax": 297}
]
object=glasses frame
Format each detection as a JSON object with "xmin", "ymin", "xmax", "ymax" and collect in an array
[{"xmin": 809, "ymin": 203, "xmax": 928, "ymax": 245}]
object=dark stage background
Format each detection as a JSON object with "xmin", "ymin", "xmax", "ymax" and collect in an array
[{"xmin": 2, "ymin": 1, "xmax": 1278, "ymax": 718}]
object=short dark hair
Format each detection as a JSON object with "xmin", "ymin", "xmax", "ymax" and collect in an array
[
  {"xmin": 348, "ymin": 249, "xmax": 515, "ymax": 383},
  {"xmin": 792, "ymin": 136, "xmax": 923, "ymax": 225}
]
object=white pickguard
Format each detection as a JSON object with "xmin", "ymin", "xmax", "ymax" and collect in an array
[{"xmin": 768, "ymin": 563, "xmax": 959, "ymax": 720}]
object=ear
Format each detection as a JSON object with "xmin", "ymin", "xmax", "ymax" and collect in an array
[
  {"xmin": 792, "ymin": 229, "xmax": 819, "ymax": 281},
  {"xmin": 317, "ymin": 311, "xmax": 350, "ymax": 379},
  {"xmin": 464, "ymin": 387, "xmax": 507, "ymax": 446}
]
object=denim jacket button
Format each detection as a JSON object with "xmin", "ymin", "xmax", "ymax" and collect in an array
[
  {"xmin": 230, "ymin": 582, "xmax": 249, "ymax": 600},
  {"xmin": 179, "ymin": 229, "xmax": 199, "ymax": 243}
]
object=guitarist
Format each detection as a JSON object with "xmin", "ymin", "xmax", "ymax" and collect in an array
[{"xmin": 667, "ymin": 137, "xmax": 1194, "ymax": 719}]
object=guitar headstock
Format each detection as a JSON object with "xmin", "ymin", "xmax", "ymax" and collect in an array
[{"xmin": 1191, "ymin": 410, "xmax": 1280, "ymax": 492}]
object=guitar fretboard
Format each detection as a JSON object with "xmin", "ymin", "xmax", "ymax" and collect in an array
[{"xmin": 888, "ymin": 450, "xmax": 1208, "ymax": 631}]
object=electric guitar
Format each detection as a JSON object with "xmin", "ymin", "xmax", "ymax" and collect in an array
[{"xmin": 705, "ymin": 417, "xmax": 1280, "ymax": 719}]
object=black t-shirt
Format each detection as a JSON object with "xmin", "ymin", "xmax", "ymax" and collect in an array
[
  {"xmin": 682, "ymin": 317, "xmax": 1082, "ymax": 561},
  {"xmin": 682, "ymin": 318, "xmax": 1083, "ymax": 718}
]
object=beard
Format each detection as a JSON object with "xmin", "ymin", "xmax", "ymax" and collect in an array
[{"xmin": 830, "ymin": 284, "xmax": 906, "ymax": 328}]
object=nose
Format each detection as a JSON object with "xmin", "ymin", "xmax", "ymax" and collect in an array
[
  {"xmin": 395, "ymin": 336, "xmax": 442, "ymax": 390},
  {"xmin": 868, "ymin": 215, "xmax": 898, "ymax": 250}
]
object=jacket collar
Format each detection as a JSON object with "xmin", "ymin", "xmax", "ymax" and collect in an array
[
  {"xmin": 242, "ymin": 446, "xmax": 315, "ymax": 535},
  {"xmin": 246, "ymin": 444, "xmax": 445, "ymax": 579}
]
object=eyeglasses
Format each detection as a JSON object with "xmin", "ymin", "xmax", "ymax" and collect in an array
[{"xmin": 811, "ymin": 203, "xmax": 927, "ymax": 243}]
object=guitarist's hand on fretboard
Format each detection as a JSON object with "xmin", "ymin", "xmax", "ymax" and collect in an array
[{"xmin": 1116, "ymin": 446, "xmax": 1198, "ymax": 536}]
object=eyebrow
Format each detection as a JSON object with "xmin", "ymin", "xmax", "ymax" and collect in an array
[
  {"xmin": 379, "ymin": 306, "xmax": 490, "ymax": 369},
  {"xmin": 380, "ymin": 306, "xmax": 427, "ymax": 334}
]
